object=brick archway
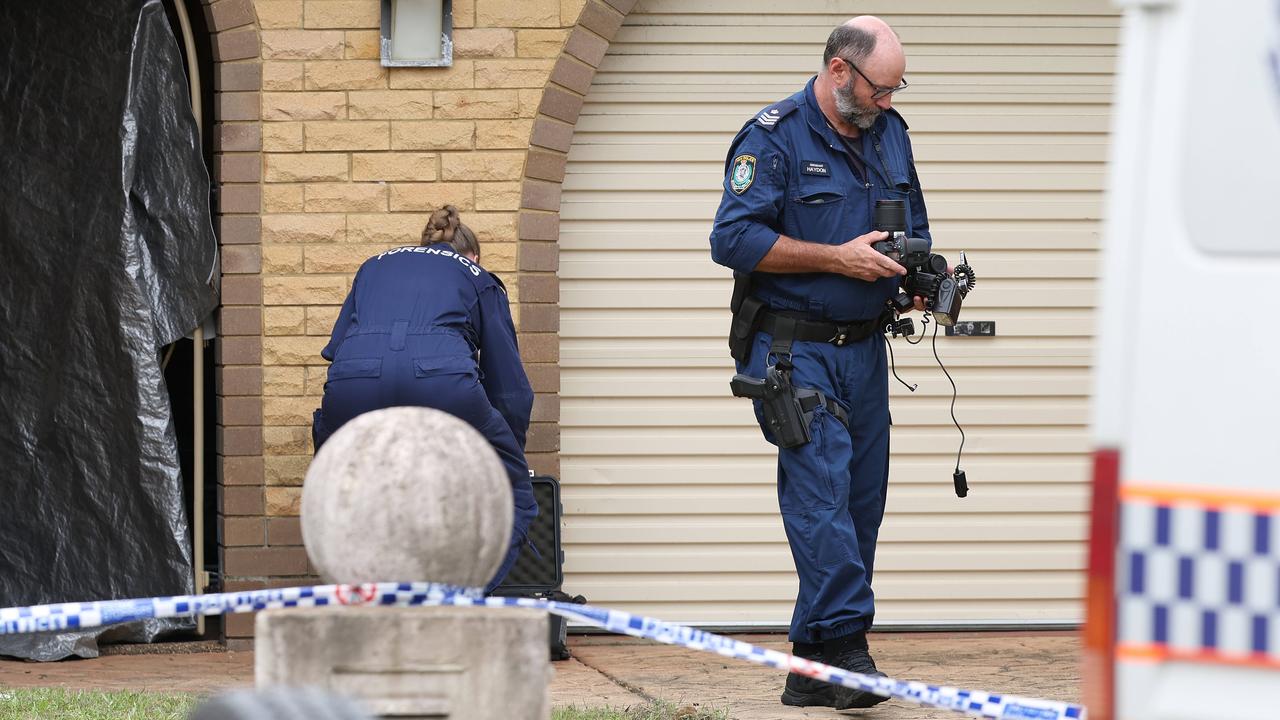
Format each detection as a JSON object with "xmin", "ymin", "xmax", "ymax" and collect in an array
[
  {"xmin": 516, "ymin": 0, "xmax": 637, "ymax": 479},
  {"xmin": 200, "ymin": 0, "xmax": 268, "ymax": 647}
]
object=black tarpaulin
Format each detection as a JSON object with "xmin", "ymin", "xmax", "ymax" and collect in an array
[{"xmin": 0, "ymin": 0, "xmax": 219, "ymax": 660}]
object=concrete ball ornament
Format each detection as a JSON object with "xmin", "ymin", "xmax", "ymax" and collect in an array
[{"xmin": 301, "ymin": 407, "xmax": 513, "ymax": 588}]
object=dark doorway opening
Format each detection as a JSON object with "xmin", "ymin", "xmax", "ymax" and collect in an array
[{"xmin": 161, "ymin": 0, "xmax": 222, "ymax": 639}]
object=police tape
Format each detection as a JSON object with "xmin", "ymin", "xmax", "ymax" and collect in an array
[{"xmin": 0, "ymin": 582, "xmax": 1085, "ymax": 720}]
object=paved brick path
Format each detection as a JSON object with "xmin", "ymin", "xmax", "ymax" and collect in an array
[{"xmin": 0, "ymin": 631, "xmax": 1081, "ymax": 718}]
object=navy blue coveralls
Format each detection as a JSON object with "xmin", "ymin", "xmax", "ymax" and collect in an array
[
  {"xmin": 313, "ymin": 243, "xmax": 538, "ymax": 593},
  {"xmin": 709, "ymin": 77, "xmax": 930, "ymax": 643}
]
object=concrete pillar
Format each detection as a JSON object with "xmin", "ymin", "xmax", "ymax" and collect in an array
[{"xmin": 257, "ymin": 607, "xmax": 549, "ymax": 720}]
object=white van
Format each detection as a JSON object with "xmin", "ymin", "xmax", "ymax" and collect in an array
[{"xmin": 1086, "ymin": 1, "xmax": 1280, "ymax": 719}]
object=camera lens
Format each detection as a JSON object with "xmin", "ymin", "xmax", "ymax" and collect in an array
[{"xmin": 874, "ymin": 199, "xmax": 907, "ymax": 233}]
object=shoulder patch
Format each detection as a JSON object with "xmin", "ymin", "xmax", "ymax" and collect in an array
[
  {"xmin": 754, "ymin": 98, "xmax": 798, "ymax": 131},
  {"xmin": 730, "ymin": 154, "xmax": 757, "ymax": 195}
]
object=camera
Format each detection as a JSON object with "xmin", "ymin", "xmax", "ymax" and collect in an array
[{"xmin": 871, "ymin": 199, "xmax": 975, "ymax": 326}]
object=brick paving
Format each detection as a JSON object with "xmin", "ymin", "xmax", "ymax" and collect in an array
[{"xmin": 0, "ymin": 631, "xmax": 1081, "ymax": 718}]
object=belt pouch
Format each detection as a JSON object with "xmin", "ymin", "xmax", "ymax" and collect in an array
[{"xmin": 728, "ymin": 295, "xmax": 766, "ymax": 364}]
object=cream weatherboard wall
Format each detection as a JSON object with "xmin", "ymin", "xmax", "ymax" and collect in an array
[{"xmin": 558, "ymin": 1, "xmax": 1118, "ymax": 626}]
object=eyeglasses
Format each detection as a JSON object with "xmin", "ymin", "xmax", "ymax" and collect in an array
[{"xmin": 841, "ymin": 58, "xmax": 908, "ymax": 99}]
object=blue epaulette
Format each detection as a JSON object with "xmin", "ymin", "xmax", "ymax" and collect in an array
[{"xmin": 753, "ymin": 97, "xmax": 799, "ymax": 131}]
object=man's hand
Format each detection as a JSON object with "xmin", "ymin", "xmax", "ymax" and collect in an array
[
  {"xmin": 831, "ymin": 230, "xmax": 906, "ymax": 281},
  {"xmin": 753, "ymin": 231, "xmax": 907, "ymax": 280}
]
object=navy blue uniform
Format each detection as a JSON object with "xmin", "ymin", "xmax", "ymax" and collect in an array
[
  {"xmin": 313, "ymin": 243, "xmax": 537, "ymax": 592},
  {"xmin": 709, "ymin": 77, "xmax": 930, "ymax": 643}
]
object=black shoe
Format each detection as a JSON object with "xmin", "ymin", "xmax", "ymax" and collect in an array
[
  {"xmin": 780, "ymin": 642, "xmax": 836, "ymax": 707},
  {"xmin": 824, "ymin": 631, "xmax": 889, "ymax": 710}
]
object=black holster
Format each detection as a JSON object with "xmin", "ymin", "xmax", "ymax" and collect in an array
[
  {"xmin": 730, "ymin": 364, "xmax": 810, "ymax": 448},
  {"xmin": 730, "ymin": 364, "xmax": 849, "ymax": 449}
]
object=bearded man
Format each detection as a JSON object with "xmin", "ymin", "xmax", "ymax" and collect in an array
[{"xmin": 708, "ymin": 16, "xmax": 929, "ymax": 711}]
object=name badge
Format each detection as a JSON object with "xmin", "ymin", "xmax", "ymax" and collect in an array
[{"xmin": 802, "ymin": 161, "xmax": 830, "ymax": 177}]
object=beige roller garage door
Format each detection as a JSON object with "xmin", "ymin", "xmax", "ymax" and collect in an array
[{"xmin": 558, "ymin": 0, "xmax": 1118, "ymax": 626}]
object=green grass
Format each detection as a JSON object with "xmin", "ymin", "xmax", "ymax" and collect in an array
[
  {"xmin": 0, "ymin": 689, "xmax": 723, "ymax": 720},
  {"xmin": 0, "ymin": 688, "xmax": 198, "ymax": 720}
]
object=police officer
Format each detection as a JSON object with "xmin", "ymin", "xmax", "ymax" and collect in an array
[
  {"xmin": 710, "ymin": 17, "xmax": 930, "ymax": 710},
  {"xmin": 312, "ymin": 205, "xmax": 538, "ymax": 593}
]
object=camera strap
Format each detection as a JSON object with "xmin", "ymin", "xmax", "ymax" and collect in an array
[{"xmin": 836, "ymin": 134, "xmax": 867, "ymax": 182}]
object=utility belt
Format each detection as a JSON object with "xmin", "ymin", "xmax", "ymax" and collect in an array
[
  {"xmin": 728, "ymin": 278, "xmax": 885, "ymax": 366},
  {"xmin": 727, "ymin": 272, "xmax": 885, "ymax": 448}
]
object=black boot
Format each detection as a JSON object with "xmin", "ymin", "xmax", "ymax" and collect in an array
[
  {"xmin": 824, "ymin": 631, "xmax": 889, "ymax": 710},
  {"xmin": 780, "ymin": 641, "xmax": 836, "ymax": 707}
]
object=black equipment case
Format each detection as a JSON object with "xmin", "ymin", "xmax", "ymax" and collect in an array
[{"xmin": 491, "ymin": 475, "xmax": 580, "ymax": 660}]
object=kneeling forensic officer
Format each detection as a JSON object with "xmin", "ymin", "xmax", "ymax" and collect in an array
[{"xmin": 312, "ymin": 205, "xmax": 537, "ymax": 593}]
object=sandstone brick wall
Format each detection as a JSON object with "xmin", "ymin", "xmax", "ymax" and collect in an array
[
  {"xmin": 199, "ymin": 0, "xmax": 637, "ymax": 645},
  {"xmin": 254, "ymin": 3, "xmax": 580, "ymax": 553}
]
